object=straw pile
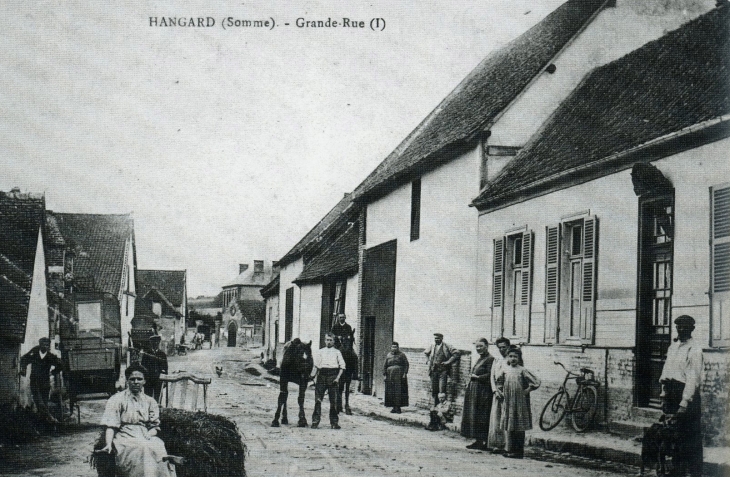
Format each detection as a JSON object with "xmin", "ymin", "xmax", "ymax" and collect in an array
[{"xmin": 92, "ymin": 408, "xmax": 246, "ymax": 477}]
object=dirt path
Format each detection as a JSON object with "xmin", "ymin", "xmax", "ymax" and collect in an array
[{"xmin": 0, "ymin": 346, "xmax": 637, "ymax": 477}]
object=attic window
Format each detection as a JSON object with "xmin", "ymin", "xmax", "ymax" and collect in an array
[{"xmin": 77, "ymin": 302, "xmax": 102, "ymax": 330}]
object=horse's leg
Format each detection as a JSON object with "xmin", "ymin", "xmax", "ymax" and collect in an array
[
  {"xmin": 336, "ymin": 378, "xmax": 344, "ymax": 414},
  {"xmin": 345, "ymin": 376, "xmax": 352, "ymax": 415},
  {"xmin": 297, "ymin": 381, "xmax": 308, "ymax": 427},
  {"xmin": 272, "ymin": 380, "xmax": 288, "ymax": 427}
]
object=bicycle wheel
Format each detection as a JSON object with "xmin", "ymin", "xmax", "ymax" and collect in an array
[
  {"xmin": 570, "ymin": 385, "xmax": 598, "ymax": 432},
  {"xmin": 539, "ymin": 390, "xmax": 568, "ymax": 431}
]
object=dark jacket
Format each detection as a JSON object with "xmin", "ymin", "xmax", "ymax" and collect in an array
[
  {"xmin": 20, "ymin": 346, "xmax": 63, "ymax": 387},
  {"xmin": 140, "ymin": 348, "xmax": 168, "ymax": 382}
]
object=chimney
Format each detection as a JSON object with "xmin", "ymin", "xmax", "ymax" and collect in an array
[
  {"xmin": 254, "ymin": 260, "xmax": 264, "ymax": 273},
  {"xmin": 239, "ymin": 264, "xmax": 249, "ymax": 274}
]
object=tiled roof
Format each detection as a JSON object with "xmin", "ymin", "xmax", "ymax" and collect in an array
[
  {"xmin": 134, "ymin": 290, "xmax": 181, "ymax": 319},
  {"xmin": 294, "ymin": 223, "xmax": 359, "ymax": 285},
  {"xmin": 473, "ymin": 5, "xmax": 730, "ymax": 210},
  {"xmin": 0, "ymin": 191, "xmax": 45, "ymax": 342},
  {"xmin": 352, "ymin": 0, "xmax": 607, "ymax": 203},
  {"xmin": 278, "ymin": 193, "xmax": 355, "ymax": 267},
  {"xmin": 51, "ymin": 212, "xmax": 134, "ymax": 296},
  {"xmin": 223, "ymin": 261, "xmax": 275, "ymax": 288},
  {"xmin": 137, "ymin": 269, "xmax": 186, "ymax": 307},
  {"xmin": 260, "ymin": 274, "xmax": 280, "ymax": 299}
]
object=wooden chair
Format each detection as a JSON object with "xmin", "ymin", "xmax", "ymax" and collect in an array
[{"xmin": 158, "ymin": 372, "xmax": 212, "ymax": 412}]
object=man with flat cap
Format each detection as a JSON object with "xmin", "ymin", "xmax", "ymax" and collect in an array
[
  {"xmin": 19, "ymin": 337, "xmax": 64, "ymax": 420},
  {"xmin": 424, "ymin": 333, "xmax": 459, "ymax": 410},
  {"xmin": 141, "ymin": 335, "xmax": 168, "ymax": 401},
  {"xmin": 659, "ymin": 315, "xmax": 704, "ymax": 477}
]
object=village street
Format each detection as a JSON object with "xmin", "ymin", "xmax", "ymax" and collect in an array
[{"xmin": 0, "ymin": 345, "xmax": 641, "ymax": 477}]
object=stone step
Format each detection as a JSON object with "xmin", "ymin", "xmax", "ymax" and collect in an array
[
  {"xmin": 607, "ymin": 419, "xmax": 653, "ymax": 438},
  {"xmin": 630, "ymin": 406, "xmax": 664, "ymax": 422}
]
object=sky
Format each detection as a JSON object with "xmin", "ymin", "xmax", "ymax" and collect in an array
[{"xmin": 0, "ymin": 0, "xmax": 566, "ymax": 297}]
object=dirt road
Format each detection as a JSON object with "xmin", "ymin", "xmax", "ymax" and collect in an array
[{"xmin": 0, "ymin": 346, "xmax": 637, "ymax": 477}]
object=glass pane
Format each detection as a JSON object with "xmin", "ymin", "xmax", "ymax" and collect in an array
[
  {"xmin": 513, "ymin": 237, "xmax": 523, "ymax": 265},
  {"xmin": 571, "ymin": 261, "xmax": 581, "ymax": 336},
  {"xmin": 572, "ymin": 225, "xmax": 583, "ymax": 256}
]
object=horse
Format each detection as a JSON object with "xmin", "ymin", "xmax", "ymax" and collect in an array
[
  {"xmin": 335, "ymin": 330, "xmax": 359, "ymax": 416},
  {"xmin": 272, "ymin": 338, "xmax": 313, "ymax": 428}
]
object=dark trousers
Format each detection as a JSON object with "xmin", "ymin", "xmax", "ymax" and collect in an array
[
  {"xmin": 145, "ymin": 380, "xmax": 163, "ymax": 402},
  {"xmin": 30, "ymin": 382, "xmax": 50, "ymax": 414},
  {"xmin": 430, "ymin": 369, "xmax": 449, "ymax": 404},
  {"xmin": 663, "ymin": 380, "xmax": 703, "ymax": 477},
  {"xmin": 312, "ymin": 369, "xmax": 339, "ymax": 426}
]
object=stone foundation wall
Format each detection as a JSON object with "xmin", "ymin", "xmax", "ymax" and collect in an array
[{"xmin": 401, "ymin": 348, "xmax": 472, "ymax": 416}]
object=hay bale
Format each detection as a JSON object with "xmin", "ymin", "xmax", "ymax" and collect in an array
[{"xmin": 91, "ymin": 409, "xmax": 246, "ymax": 477}]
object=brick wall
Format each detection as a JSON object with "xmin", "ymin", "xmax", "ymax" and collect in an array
[
  {"xmin": 401, "ymin": 348, "xmax": 472, "ymax": 416},
  {"xmin": 702, "ymin": 350, "xmax": 730, "ymax": 446}
]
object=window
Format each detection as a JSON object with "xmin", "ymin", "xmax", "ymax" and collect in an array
[
  {"xmin": 711, "ymin": 183, "xmax": 730, "ymax": 347},
  {"xmin": 285, "ymin": 287, "xmax": 294, "ymax": 342},
  {"xmin": 77, "ymin": 301, "xmax": 102, "ymax": 331},
  {"xmin": 410, "ymin": 178, "xmax": 421, "ymax": 241},
  {"xmin": 545, "ymin": 216, "xmax": 598, "ymax": 344},
  {"xmin": 320, "ymin": 278, "xmax": 347, "ymax": 347},
  {"xmin": 492, "ymin": 230, "xmax": 534, "ymax": 341}
]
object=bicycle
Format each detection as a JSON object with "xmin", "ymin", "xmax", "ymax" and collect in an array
[{"xmin": 539, "ymin": 361, "xmax": 600, "ymax": 432}]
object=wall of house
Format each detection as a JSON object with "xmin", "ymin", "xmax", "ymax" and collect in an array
[
  {"xmin": 299, "ymin": 282, "xmax": 323, "ymax": 347},
  {"xmin": 119, "ymin": 237, "xmax": 135, "ymax": 355},
  {"xmin": 489, "ymin": 0, "xmax": 717, "ymax": 148},
  {"xmin": 365, "ymin": 146, "xmax": 482, "ymax": 351},
  {"xmin": 0, "ymin": 343, "xmax": 21, "ymax": 407},
  {"xmin": 345, "ymin": 273, "xmax": 359, "ymax": 351},
  {"xmin": 477, "ymin": 137, "xmax": 730, "ymax": 444},
  {"xmin": 278, "ymin": 259, "xmax": 303, "ymax": 343},
  {"xmin": 264, "ymin": 294, "xmax": 279, "ymax": 361}
]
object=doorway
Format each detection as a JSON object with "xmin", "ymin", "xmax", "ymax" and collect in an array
[
  {"xmin": 360, "ymin": 240, "xmax": 397, "ymax": 398},
  {"xmin": 636, "ymin": 193, "xmax": 674, "ymax": 407},
  {"xmin": 361, "ymin": 316, "xmax": 376, "ymax": 394},
  {"xmin": 228, "ymin": 321, "xmax": 237, "ymax": 347}
]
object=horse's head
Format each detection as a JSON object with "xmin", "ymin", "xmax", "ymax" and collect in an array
[{"xmin": 300, "ymin": 340, "xmax": 314, "ymax": 376}]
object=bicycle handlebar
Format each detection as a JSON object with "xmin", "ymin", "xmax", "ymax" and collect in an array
[{"xmin": 554, "ymin": 361, "xmax": 594, "ymax": 378}]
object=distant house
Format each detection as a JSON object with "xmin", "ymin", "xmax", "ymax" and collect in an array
[
  {"xmin": 221, "ymin": 299, "xmax": 266, "ymax": 347},
  {"xmin": 261, "ymin": 274, "xmax": 279, "ymax": 361},
  {"xmin": 472, "ymin": 5, "xmax": 730, "ymax": 444},
  {"xmin": 350, "ymin": 0, "xmax": 719, "ymax": 401},
  {"xmin": 221, "ymin": 260, "xmax": 274, "ymax": 308},
  {"xmin": 134, "ymin": 269, "xmax": 187, "ymax": 352},
  {"xmin": 0, "ymin": 190, "xmax": 51, "ymax": 406},
  {"xmin": 51, "ymin": 212, "xmax": 137, "ymax": 359}
]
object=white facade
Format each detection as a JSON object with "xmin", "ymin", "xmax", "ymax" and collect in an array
[
  {"xmin": 277, "ymin": 258, "xmax": 303, "ymax": 342},
  {"xmin": 477, "ymin": 136, "xmax": 730, "ymax": 348},
  {"xmin": 21, "ymin": 228, "xmax": 51, "ymax": 355},
  {"xmin": 365, "ymin": 147, "xmax": 482, "ymax": 350}
]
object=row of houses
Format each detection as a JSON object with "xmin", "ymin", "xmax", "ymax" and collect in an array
[
  {"xmin": 262, "ymin": 0, "xmax": 730, "ymax": 445},
  {"xmin": 0, "ymin": 189, "xmax": 188, "ymax": 407}
]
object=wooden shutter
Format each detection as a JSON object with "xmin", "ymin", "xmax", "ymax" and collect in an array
[
  {"xmin": 516, "ymin": 231, "xmax": 534, "ymax": 340},
  {"xmin": 711, "ymin": 184, "xmax": 730, "ymax": 347},
  {"xmin": 545, "ymin": 225, "xmax": 560, "ymax": 343},
  {"xmin": 492, "ymin": 237, "xmax": 505, "ymax": 340},
  {"xmin": 580, "ymin": 216, "xmax": 598, "ymax": 343}
]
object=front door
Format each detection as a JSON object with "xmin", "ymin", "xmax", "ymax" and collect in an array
[
  {"xmin": 361, "ymin": 240, "xmax": 397, "ymax": 398},
  {"xmin": 361, "ymin": 316, "xmax": 376, "ymax": 394},
  {"xmin": 636, "ymin": 194, "xmax": 674, "ymax": 407},
  {"xmin": 228, "ymin": 322, "xmax": 237, "ymax": 347}
]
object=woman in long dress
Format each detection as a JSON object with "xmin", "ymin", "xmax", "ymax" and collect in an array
[
  {"xmin": 487, "ymin": 337, "xmax": 510, "ymax": 453},
  {"xmin": 383, "ymin": 342, "xmax": 409, "ymax": 413},
  {"xmin": 460, "ymin": 338, "xmax": 494, "ymax": 450},
  {"xmin": 100, "ymin": 362, "xmax": 172, "ymax": 477},
  {"xmin": 495, "ymin": 346, "xmax": 540, "ymax": 459}
]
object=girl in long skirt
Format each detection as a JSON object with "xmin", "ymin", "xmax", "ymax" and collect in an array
[{"xmin": 495, "ymin": 347, "xmax": 540, "ymax": 459}]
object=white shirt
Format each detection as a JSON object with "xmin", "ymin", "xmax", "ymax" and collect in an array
[
  {"xmin": 491, "ymin": 355, "xmax": 507, "ymax": 390},
  {"xmin": 314, "ymin": 346, "xmax": 346, "ymax": 370},
  {"xmin": 39, "ymin": 350, "xmax": 47, "ymax": 360},
  {"xmin": 659, "ymin": 337, "xmax": 703, "ymax": 407}
]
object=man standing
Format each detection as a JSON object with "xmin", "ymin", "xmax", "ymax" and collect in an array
[
  {"xmin": 424, "ymin": 333, "xmax": 459, "ymax": 408},
  {"xmin": 659, "ymin": 315, "xmax": 703, "ymax": 477},
  {"xmin": 330, "ymin": 313, "xmax": 353, "ymax": 347},
  {"xmin": 19, "ymin": 337, "xmax": 63, "ymax": 421},
  {"xmin": 311, "ymin": 332, "xmax": 345, "ymax": 429},
  {"xmin": 141, "ymin": 335, "xmax": 168, "ymax": 401}
]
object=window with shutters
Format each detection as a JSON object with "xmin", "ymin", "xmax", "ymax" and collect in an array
[
  {"xmin": 492, "ymin": 230, "xmax": 534, "ymax": 341},
  {"xmin": 545, "ymin": 216, "xmax": 598, "ymax": 344},
  {"xmin": 711, "ymin": 183, "xmax": 730, "ymax": 347}
]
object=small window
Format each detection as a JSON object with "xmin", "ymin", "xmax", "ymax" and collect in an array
[
  {"xmin": 410, "ymin": 178, "xmax": 421, "ymax": 241},
  {"xmin": 513, "ymin": 236, "xmax": 523, "ymax": 265},
  {"xmin": 570, "ymin": 223, "xmax": 583, "ymax": 256},
  {"xmin": 77, "ymin": 302, "xmax": 102, "ymax": 330}
]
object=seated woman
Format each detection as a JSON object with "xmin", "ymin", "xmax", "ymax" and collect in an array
[{"xmin": 99, "ymin": 362, "xmax": 172, "ymax": 477}]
